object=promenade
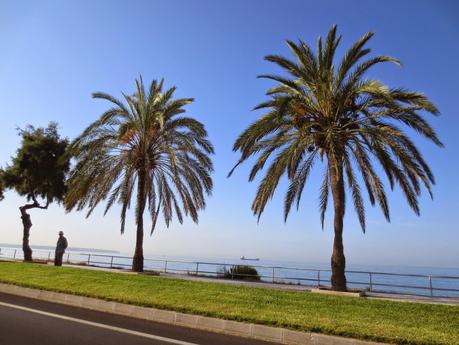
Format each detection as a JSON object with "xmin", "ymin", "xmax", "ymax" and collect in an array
[
  {"xmin": 63, "ymin": 262, "xmax": 459, "ymax": 305},
  {"xmin": 1, "ymin": 260, "xmax": 457, "ymax": 345}
]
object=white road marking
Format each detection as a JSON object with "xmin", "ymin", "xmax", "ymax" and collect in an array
[{"xmin": 0, "ymin": 301, "xmax": 199, "ymax": 345}]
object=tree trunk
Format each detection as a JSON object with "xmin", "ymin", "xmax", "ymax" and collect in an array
[
  {"xmin": 132, "ymin": 170, "xmax": 147, "ymax": 272},
  {"xmin": 329, "ymin": 157, "xmax": 347, "ymax": 291},
  {"xmin": 19, "ymin": 197, "xmax": 49, "ymax": 262},
  {"xmin": 19, "ymin": 205, "xmax": 34, "ymax": 262}
]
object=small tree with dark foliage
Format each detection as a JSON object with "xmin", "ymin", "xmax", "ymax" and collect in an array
[
  {"xmin": 224, "ymin": 265, "xmax": 260, "ymax": 281},
  {"xmin": 0, "ymin": 170, "xmax": 5, "ymax": 201},
  {"xmin": 3, "ymin": 123, "xmax": 70, "ymax": 261}
]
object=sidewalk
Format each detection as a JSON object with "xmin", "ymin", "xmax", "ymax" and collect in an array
[{"xmin": 62, "ymin": 263, "xmax": 459, "ymax": 305}]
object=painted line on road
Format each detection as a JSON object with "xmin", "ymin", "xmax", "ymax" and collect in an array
[{"xmin": 0, "ymin": 301, "xmax": 199, "ymax": 345}]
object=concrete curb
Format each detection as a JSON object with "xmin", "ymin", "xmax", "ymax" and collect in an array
[
  {"xmin": 310, "ymin": 289, "xmax": 366, "ymax": 298},
  {"xmin": 0, "ymin": 283, "xmax": 385, "ymax": 345}
]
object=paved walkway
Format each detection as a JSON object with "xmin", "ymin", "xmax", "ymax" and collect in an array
[{"xmin": 60, "ymin": 263, "xmax": 459, "ymax": 305}]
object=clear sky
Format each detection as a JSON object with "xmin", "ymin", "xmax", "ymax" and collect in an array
[{"xmin": 0, "ymin": 0, "xmax": 458, "ymax": 267}]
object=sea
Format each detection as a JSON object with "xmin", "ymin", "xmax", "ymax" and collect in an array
[{"xmin": 1, "ymin": 244, "xmax": 458, "ymax": 298}]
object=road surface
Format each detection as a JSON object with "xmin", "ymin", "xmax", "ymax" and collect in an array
[{"xmin": 0, "ymin": 292, "xmax": 278, "ymax": 345}]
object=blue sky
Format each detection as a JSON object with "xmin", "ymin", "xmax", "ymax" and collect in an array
[{"xmin": 0, "ymin": 0, "xmax": 458, "ymax": 267}]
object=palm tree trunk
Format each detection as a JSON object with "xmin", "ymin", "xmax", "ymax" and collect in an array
[
  {"xmin": 132, "ymin": 170, "xmax": 147, "ymax": 272},
  {"xmin": 329, "ymin": 157, "xmax": 347, "ymax": 291},
  {"xmin": 19, "ymin": 205, "xmax": 34, "ymax": 262}
]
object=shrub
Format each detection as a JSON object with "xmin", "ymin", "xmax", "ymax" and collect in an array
[{"xmin": 223, "ymin": 265, "xmax": 260, "ymax": 281}]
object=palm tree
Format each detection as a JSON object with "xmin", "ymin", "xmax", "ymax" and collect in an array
[
  {"xmin": 65, "ymin": 77, "xmax": 214, "ymax": 272},
  {"xmin": 229, "ymin": 25, "xmax": 442, "ymax": 291}
]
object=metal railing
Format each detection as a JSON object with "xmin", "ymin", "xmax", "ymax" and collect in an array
[{"xmin": 1, "ymin": 247, "xmax": 458, "ymax": 298}]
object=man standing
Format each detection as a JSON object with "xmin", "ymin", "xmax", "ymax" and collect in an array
[{"xmin": 54, "ymin": 231, "xmax": 68, "ymax": 266}]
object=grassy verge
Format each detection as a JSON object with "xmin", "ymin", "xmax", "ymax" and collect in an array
[{"xmin": 0, "ymin": 262, "xmax": 457, "ymax": 345}]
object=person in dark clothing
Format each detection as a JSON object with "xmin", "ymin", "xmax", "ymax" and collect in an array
[{"xmin": 54, "ymin": 231, "xmax": 68, "ymax": 266}]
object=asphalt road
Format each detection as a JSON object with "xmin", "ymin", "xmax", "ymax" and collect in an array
[{"xmin": 0, "ymin": 292, "xmax": 278, "ymax": 345}]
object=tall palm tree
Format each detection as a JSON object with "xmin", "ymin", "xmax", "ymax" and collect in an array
[
  {"xmin": 66, "ymin": 77, "xmax": 214, "ymax": 272},
  {"xmin": 229, "ymin": 26, "xmax": 442, "ymax": 291}
]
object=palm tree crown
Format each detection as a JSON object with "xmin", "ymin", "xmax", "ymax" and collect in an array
[
  {"xmin": 230, "ymin": 25, "xmax": 442, "ymax": 290},
  {"xmin": 66, "ymin": 77, "xmax": 214, "ymax": 271}
]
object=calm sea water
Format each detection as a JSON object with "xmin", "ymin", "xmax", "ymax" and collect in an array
[{"xmin": 1, "ymin": 245, "xmax": 458, "ymax": 298}]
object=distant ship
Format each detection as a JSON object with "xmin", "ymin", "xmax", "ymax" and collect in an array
[{"xmin": 240, "ymin": 256, "xmax": 260, "ymax": 261}]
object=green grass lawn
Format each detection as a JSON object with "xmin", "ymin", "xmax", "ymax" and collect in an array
[{"xmin": 0, "ymin": 262, "xmax": 457, "ymax": 345}]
